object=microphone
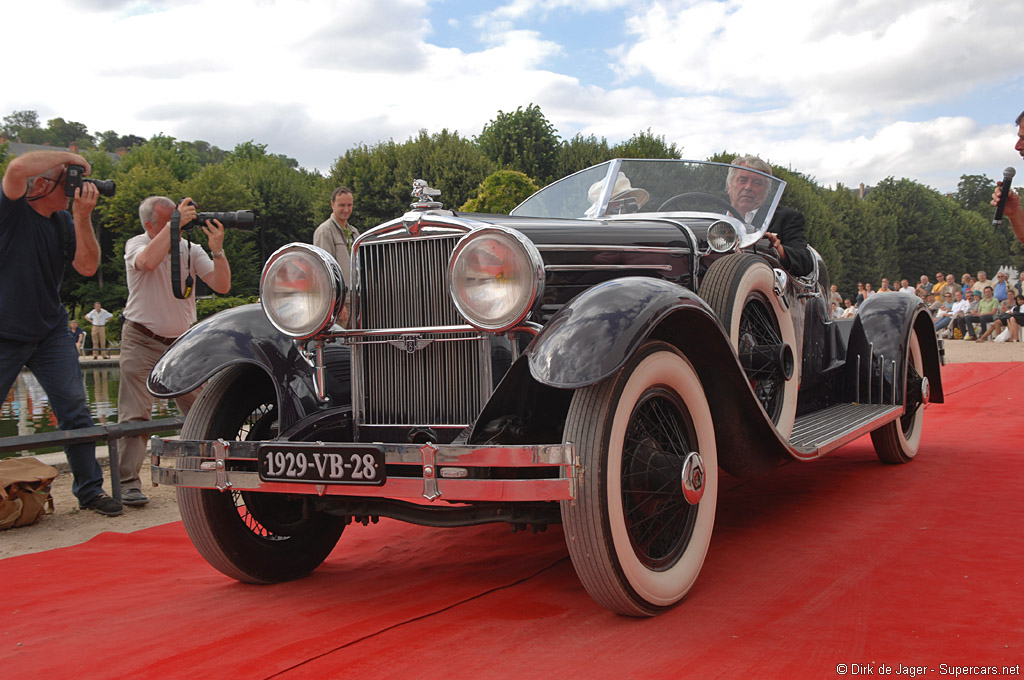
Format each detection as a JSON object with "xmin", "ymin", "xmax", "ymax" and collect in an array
[{"xmin": 993, "ymin": 167, "xmax": 1016, "ymax": 227}]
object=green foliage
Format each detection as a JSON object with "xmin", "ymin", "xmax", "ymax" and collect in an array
[
  {"xmin": 827, "ymin": 183, "xmax": 898, "ymax": 295},
  {"xmin": 395, "ymin": 129, "xmax": 492, "ymax": 213},
  {"xmin": 461, "ymin": 170, "xmax": 540, "ymax": 214},
  {"xmin": 330, "ymin": 129, "xmax": 491, "ymax": 228},
  {"xmin": 116, "ymin": 135, "xmax": 200, "ymax": 182},
  {"xmin": 97, "ymin": 130, "xmax": 146, "ymax": 153},
  {"xmin": 196, "ymin": 295, "xmax": 260, "ymax": 321},
  {"xmin": 772, "ymin": 167, "xmax": 847, "ymax": 285},
  {"xmin": 1, "ymin": 110, "xmax": 93, "ymax": 147},
  {"xmin": 1, "ymin": 110, "xmax": 42, "ymax": 141},
  {"xmin": 330, "ymin": 139, "xmax": 403, "ymax": 229},
  {"xmin": 227, "ymin": 143, "xmax": 324, "ymax": 265},
  {"xmin": 955, "ymin": 174, "xmax": 995, "ymax": 216},
  {"xmin": 476, "ymin": 104, "xmax": 560, "ymax": 184},
  {"xmin": 611, "ymin": 129, "xmax": 682, "ymax": 160},
  {"xmin": 554, "ymin": 133, "xmax": 613, "ymax": 178}
]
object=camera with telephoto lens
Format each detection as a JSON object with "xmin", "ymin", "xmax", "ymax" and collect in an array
[
  {"xmin": 180, "ymin": 200, "xmax": 256, "ymax": 231},
  {"xmin": 64, "ymin": 164, "xmax": 116, "ymax": 197}
]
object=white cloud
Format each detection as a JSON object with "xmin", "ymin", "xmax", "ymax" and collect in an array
[{"xmin": 3, "ymin": 0, "xmax": 1020, "ymax": 192}]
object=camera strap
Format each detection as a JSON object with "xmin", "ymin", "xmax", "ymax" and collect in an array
[{"xmin": 169, "ymin": 209, "xmax": 193, "ymax": 300}]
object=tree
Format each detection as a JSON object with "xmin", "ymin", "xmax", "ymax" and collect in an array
[
  {"xmin": 460, "ymin": 170, "xmax": 540, "ymax": 214},
  {"xmin": 476, "ymin": 104, "xmax": 560, "ymax": 184},
  {"xmin": 225, "ymin": 143, "xmax": 323, "ymax": 267},
  {"xmin": 44, "ymin": 117, "xmax": 93, "ymax": 148},
  {"xmin": 611, "ymin": 129, "xmax": 681, "ymax": 159},
  {"xmin": 955, "ymin": 174, "xmax": 996, "ymax": 216},
  {"xmin": 98, "ymin": 130, "xmax": 146, "ymax": 153},
  {"xmin": 554, "ymin": 133, "xmax": 612, "ymax": 178},
  {"xmin": 181, "ymin": 162, "xmax": 262, "ymax": 296},
  {"xmin": 394, "ymin": 129, "xmax": 492, "ymax": 213},
  {"xmin": 1, "ymin": 109, "xmax": 41, "ymax": 141}
]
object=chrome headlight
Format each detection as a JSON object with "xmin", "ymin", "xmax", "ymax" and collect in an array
[
  {"xmin": 260, "ymin": 244, "xmax": 345, "ymax": 339},
  {"xmin": 707, "ymin": 220, "xmax": 739, "ymax": 253},
  {"xmin": 448, "ymin": 227, "xmax": 544, "ymax": 331}
]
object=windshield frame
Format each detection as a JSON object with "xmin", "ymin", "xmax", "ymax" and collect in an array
[{"xmin": 511, "ymin": 158, "xmax": 787, "ymax": 249}]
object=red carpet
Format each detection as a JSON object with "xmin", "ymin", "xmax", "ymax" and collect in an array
[{"xmin": 2, "ymin": 363, "xmax": 1022, "ymax": 679}]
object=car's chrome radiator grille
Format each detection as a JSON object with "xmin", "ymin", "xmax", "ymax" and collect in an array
[{"xmin": 354, "ymin": 236, "xmax": 487, "ymax": 428}]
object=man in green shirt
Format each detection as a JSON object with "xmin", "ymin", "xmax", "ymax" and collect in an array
[{"xmin": 972, "ymin": 286, "xmax": 1001, "ymax": 341}]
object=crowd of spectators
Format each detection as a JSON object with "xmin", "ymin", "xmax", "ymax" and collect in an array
[{"xmin": 830, "ymin": 270, "xmax": 1024, "ymax": 343}]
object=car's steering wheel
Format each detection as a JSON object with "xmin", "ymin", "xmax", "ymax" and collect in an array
[{"xmin": 658, "ymin": 192, "xmax": 744, "ymax": 220}]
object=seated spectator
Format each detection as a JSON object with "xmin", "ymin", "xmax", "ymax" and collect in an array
[
  {"xmin": 864, "ymin": 282, "xmax": 875, "ymax": 298},
  {"xmin": 931, "ymin": 272, "xmax": 947, "ymax": 294},
  {"xmin": 1007, "ymin": 294, "xmax": 1024, "ymax": 341},
  {"xmin": 969, "ymin": 286, "xmax": 1001, "ymax": 341},
  {"xmin": 878, "ymin": 277, "xmax": 893, "ymax": 293},
  {"xmin": 840, "ymin": 298, "xmax": 857, "ymax": 318},
  {"xmin": 953, "ymin": 290, "xmax": 983, "ymax": 340},
  {"xmin": 915, "ymin": 275, "xmax": 932, "ymax": 298},
  {"xmin": 899, "ymin": 278, "xmax": 915, "ymax": 295},
  {"xmin": 963, "ymin": 275, "xmax": 977, "ymax": 299},
  {"xmin": 933, "ymin": 290, "xmax": 957, "ymax": 335},
  {"xmin": 855, "ymin": 282, "xmax": 866, "ymax": 306},
  {"xmin": 972, "ymin": 271, "xmax": 990, "ymax": 295},
  {"xmin": 959, "ymin": 273, "xmax": 971, "ymax": 296},
  {"xmin": 69, "ymin": 320, "xmax": 86, "ymax": 356}
]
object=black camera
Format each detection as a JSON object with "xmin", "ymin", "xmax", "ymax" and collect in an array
[
  {"xmin": 180, "ymin": 201, "xmax": 256, "ymax": 230},
  {"xmin": 65, "ymin": 164, "xmax": 116, "ymax": 197}
]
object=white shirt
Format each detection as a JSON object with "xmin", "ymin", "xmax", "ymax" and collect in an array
[
  {"xmin": 123, "ymin": 231, "xmax": 215, "ymax": 338},
  {"xmin": 85, "ymin": 308, "xmax": 113, "ymax": 326},
  {"xmin": 950, "ymin": 299, "xmax": 971, "ymax": 316}
]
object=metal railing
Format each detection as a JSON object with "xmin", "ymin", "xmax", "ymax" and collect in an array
[{"xmin": 0, "ymin": 417, "xmax": 184, "ymax": 504}]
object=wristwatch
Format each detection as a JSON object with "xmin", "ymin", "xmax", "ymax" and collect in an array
[{"xmin": 212, "ymin": 249, "xmax": 225, "ymax": 259}]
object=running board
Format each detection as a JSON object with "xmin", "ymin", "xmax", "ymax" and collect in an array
[{"xmin": 788, "ymin": 403, "xmax": 904, "ymax": 461}]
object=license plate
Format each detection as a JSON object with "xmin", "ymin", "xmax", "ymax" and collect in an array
[{"xmin": 257, "ymin": 443, "xmax": 386, "ymax": 485}]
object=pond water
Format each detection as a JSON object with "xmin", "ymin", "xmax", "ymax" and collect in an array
[{"xmin": 1, "ymin": 365, "xmax": 181, "ymax": 451}]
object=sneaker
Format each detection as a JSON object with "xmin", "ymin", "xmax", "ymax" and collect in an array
[
  {"xmin": 80, "ymin": 493, "xmax": 123, "ymax": 516},
  {"xmin": 121, "ymin": 488, "xmax": 149, "ymax": 507}
]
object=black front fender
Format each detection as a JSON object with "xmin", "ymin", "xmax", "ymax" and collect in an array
[
  {"xmin": 526, "ymin": 277, "xmax": 721, "ymax": 389},
  {"xmin": 523, "ymin": 276, "xmax": 791, "ymax": 477},
  {"xmin": 147, "ymin": 304, "xmax": 321, "ymax": 429}
]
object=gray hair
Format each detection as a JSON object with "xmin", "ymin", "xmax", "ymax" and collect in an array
[
  {"xmin": 727, "ymin": 154, "xmax": 773, "ymax": 186},
  {"xmin": 139, "ymin": 196, "xmax": 176, "ymax": 229},
  {"xmin": 25, "ymin": 165, "xmax": 64, "ymax": 195},
  {"xmin": 1016, "ymin": 110, "xmax": 1024, "ymax": 126}
]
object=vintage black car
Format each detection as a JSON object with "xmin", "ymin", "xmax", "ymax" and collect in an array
[{"xmin": 149, "ymin": 158, "xmax": 944, "ymax": 617}]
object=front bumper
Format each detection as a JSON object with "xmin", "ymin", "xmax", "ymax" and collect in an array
[{"xmin": 151, "ymin": 438, "xmax": 576, "ymax": 503}]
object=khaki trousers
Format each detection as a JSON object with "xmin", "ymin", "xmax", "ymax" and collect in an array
[
  {"xmin": 116, "ymin": 323, "xmax": 199, "ymax": 491},
  {"xmin": 91, "ymin": 325, "xmax": 107, "ymax": 358}
]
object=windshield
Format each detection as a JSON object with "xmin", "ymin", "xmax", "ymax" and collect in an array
[{"xmin": 512, "ymin": 159, "xmax": 787, "ymax": 249}]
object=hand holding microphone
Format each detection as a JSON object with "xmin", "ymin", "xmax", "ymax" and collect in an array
[{"xmin": 992, "ymin": 167, "xmax": 1016, "ymax": 227}]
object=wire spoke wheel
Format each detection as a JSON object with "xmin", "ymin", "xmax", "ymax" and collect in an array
[
  {"xmin": 177, "ymin": 366, "xmax": 346, "ymax": 583},
  {"xmin": 561, "ymin": 341, "xmax": 717, "ymax": 617},
  {"xmin": 700, "ymin": 253, "xmax": 798, "ymax": 439},
  {"xmin": 621, "ymin": 389, "xmax": 699, "ymax": 570}
]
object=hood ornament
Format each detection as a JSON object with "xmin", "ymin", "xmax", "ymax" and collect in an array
[
  {"xmin": 404, "ymin": 179, "xmax": 443, "ymax": 235},
  {"xmin": 410, "ymin": 179, "xmax": 442, "ymax": 209}
]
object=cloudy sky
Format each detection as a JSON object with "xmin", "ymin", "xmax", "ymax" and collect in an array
[{"xmin": 5, "ymin": 0, "xmax": 1022, "ymax": 192}]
